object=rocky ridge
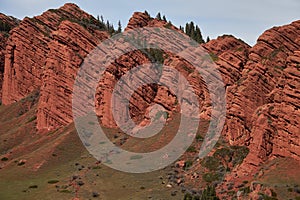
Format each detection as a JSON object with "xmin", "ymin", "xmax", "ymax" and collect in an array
[{"xmin": 0, "ymin": 4, "xmax": 299, "ymax": 199}]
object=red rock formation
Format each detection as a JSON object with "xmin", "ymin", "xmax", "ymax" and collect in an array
[
  {"xmin": 0, "ymin": 13, "xmax": 19, "ymax": 101},
  {"xmin": 216, "ymin": 20, "xmax": 300, "ymax": 199},
  {"xmin": 37, "ymin": 20, "xmax": 108, "ymax": 131},
  {"xmin": 2, "ymin": 3, "xmax": 102, "ymax": 105},
  {"xmin": 228, "ymin": 20, "xmax": 300, "ymax": 159},
  {"xmin": 0, "ymin": 6, "xmax": 299, "ymax": 198}
]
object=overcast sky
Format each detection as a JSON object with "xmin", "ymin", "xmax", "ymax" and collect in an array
[{"xmin": 1, "ymin": 0, "xmax": 299, "ymax": 46}]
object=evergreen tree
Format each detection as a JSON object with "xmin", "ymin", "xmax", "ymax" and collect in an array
[
  {"xmin": 195, "ymin": 25, "xmax": 204, "ymax": 43},
  {"xmin": 162, "ymin": 15, "xmax": 167, "ymax": 22},
  {"xmin": 117, "ymin": 20, "xmax": 122, "ymax": 33},
  {"xmin": 184, "ymin": 21, "xmax": 204, "ymax": 44},
  {"xmin": 144, "ymin": 10, "xmax": 150, "ymax": 17},
  {"xmin": 185, "ymin": 23, "xmax": 191, "ymax": 36},
  {"xmin": 156, "ymin": 12, "xmax": 162, "ymax": 20},
  {"xmin": 206, "ymin": 36, "xmax": 210, "ymax": 43},
  {"xmin": 0, "ymin": 21, "xmax": 11, "ymax": 32},
  {"xmin": 179, "ymin": 25, "xmax": 184, "ymax": 32}
]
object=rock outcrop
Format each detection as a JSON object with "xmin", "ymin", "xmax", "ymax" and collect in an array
[
  {"xmin": 227, "ymin": 20, "xmax": 300, "ymax": 160},
  {"xmin": 37, "ymin": 20, "xmax": 108, "ymax": 131},
  {"xmin": 2, "ymin": 3, "xmax": 103, "ymax": 105},
  {"xmin": 0, "ymin": 5, "xmax": 299, "ymax": 198},
  {"xmin": 0, "ymin": 13, "xmax": 19, "ymax": 101},
  {"xmin": 216, "ymin": 20, "xmax": 300, "ymax": 199}
]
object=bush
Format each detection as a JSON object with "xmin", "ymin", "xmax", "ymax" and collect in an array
[
  {"xmin": 184, "ymin": 160, "xmax": 193, "ymax": 170},
  {"xmin": 231, "ymin": 146, "xmax": 249, "ymax": 166},
  {"xmin": 183, "ymin": 193, "xmax": 193, "ymax": 200},
  {"xmin": 202, "ymin": 172, "xmax": 220, "ymax": 183},
  {"xmin": 240, "ymin": 186, "xmax": 251, "ymax": 194},
  {"xmin": 187, "ymin": 146, "xmax": 197, "ymax": 153},
  {"xmin": 1, "ymin": 157, "xmax": 8, "ymax": 161},
  {"xmin": 0, "ymin": 21, "xmax": 11, "ymax": 32},
  {"xmin": 201, "ymin": 185, "xmax": 220, "ymax": 200},
  {"xmin": 201, "ymin": 156, "xmax": 220, "ymax": 171},
  {"xmin": 47, "ymin": 180, "xmax": 59, "ymax": 184},
  {"xmin": 196, "ymin": 135, "xmax": 204, "ymax": 142},
  {"xmin": 27, "ymin": 116, "xmax": 37, "ymax": 123},
  {"xmin": 258, "ymin": 193, "xmax": 278, "ymax": 200}
]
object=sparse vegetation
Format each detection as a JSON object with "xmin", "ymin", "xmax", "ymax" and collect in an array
[
  {"xmin": 17, "ymin": 160, "xmax": 26, "ymax": 166},
  {"xmin": 47, "ymin": 180, "xmax": 59, "ymax": 184},
  {"xmin": 258, "ymin": 193, "xmax": 278, "ymax": 200},
  {"xmin": 239, "ymin": 186, "xmax": 251, "ymax": 194},
  {"xmin": 202, "ymin": 172, "xmax": 220, "ymax": 183},
  {"xmin": 184, "ymin": 21, "xmax": 204, "ymax": 43},
  {"xmin": 196, "ymin": 134, "xmax": 204, "ymax": 142},
  {"xmin": 0, "ymin": 21, "xmax": 11, "ymax": 32},
  {"xmin": 200, "ymin": 185, "xmax": 220, "ymax": 200},
  {"xmin": 27, "ymin": 116, "xmax": 37, "ymax": 123},
  {"xmin": 187, "ymin": 146, "xmax": 197, "ymax": 153},
  {"xmin": 1, "ymin": 157, "xmax": 8, "ymax": 161},
  {"xmin": 184, "ymin": 160, "xmax": 193, "ymax": 170},
  {"xmin": 201, "ymin": 156, "xmax": 220, "ymax": 171},
  {"xmin": 144, "ymin": 48, "xmax": 165, "ymax": 64},
  {"xmin": 209, "ymin": 52, "xmax": 219, "ymax": 62}
]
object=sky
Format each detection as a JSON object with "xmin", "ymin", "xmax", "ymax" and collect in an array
[{"xmin": 0, "ymin": 0, "xmax": 299, "ymax": 46}]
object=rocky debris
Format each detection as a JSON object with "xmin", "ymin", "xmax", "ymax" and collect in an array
[{"xmin": 92, "ymin": 192, "xmax": 99, "ymax": 197}]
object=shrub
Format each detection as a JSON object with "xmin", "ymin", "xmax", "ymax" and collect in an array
[
  {"xmin": 1, "ymin": 157, "xmax": 8, "ymax": 161},
  {"xmin": 231, "ymin": 146, "xmax": 249, "ymax": 166},
  {"xmin": 201, "ymin": 156, "xmax": 220, "ymax": 171},
  {"xmin": 27, "ymin": 116, "xmax": 37, "ymax": 123},
  {"xmin": 187, "ymin": 146, "xmax": 197, "ymax": 153},
  {"xmin": 240, "ymin": 186, "xmax": 251, "ymax": 194},
  {"xmin": 201, "ymin": 185, "xmax": 220, "ymax": 200},
  {"xmin": 184, "ymin": 160, "xmax": 193, "ymax": 170},
  {"xmin": 47, "ymin": 180, "xmax": 59, "ymax": 184},
  {"xmin": 183, "ymin": 193, "xmax": 193, "ymax": 200},
  {"xmin": 209, "ymin": 53, "xmax": 218, "ymax": 62},
  {"xmin": 202, "ymin": 172, "xmax": 220, "ymax": 183},
  {"xmin": 196, "ymin": 135, "xmax": 204, "ymax": 142},
  {"xmin": 60, "ymin": 189, "xmax": 72, "ymax": 193},
  {"xmin": 258, "ymin": 193, "xmax": 278, "ymax": 200}
]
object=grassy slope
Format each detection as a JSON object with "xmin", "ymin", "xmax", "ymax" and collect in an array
[{"xmin": 0, "ymin": 96, "xmax": 183, "ymax": 200}]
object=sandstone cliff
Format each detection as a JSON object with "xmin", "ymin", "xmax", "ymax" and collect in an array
[
  {"xmin": 0, "ymin": 13, "xmax": 19, "ymax": 101},
  {"xmin": 0, "ymin": 4, "xmax": 299, "ymax": 198}
]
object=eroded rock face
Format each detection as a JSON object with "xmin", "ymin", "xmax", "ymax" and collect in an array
[
  {"xmin": 0, "ymin": 13, "xmax": 19, "ymax": 102},
  {"xmin": 216, "ymin": 20, "xmax": 300, "ymax": 199},
  {"xmin": 37, "ymin": 20, "xmax": 108, "ymax": 131},
  {"xmin": 0, "ymin": 6, "xmax": 299, "ymax": 194},
  {"xmin": 2, "ymin": 3, "xmax": 102, "ymax": 105},
  {"xmin": 229, "ymin": 20, "xmax": 300, "ymax": 160}
]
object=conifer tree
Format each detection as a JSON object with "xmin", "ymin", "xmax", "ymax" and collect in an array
[
  {"xmin": 144, "ymin": 10, "xmax": 150, "ymax": 17},
  {"xmin": 206, "ymin": 36, "xmax": 211, "ymax": 43},
  {"xmin": 162, "ymin": 15, "xmax": 167, "ymax": 22},
  {"xmin": 156, "ymin": 12, "xmax": 162, "ymax": 20},
  {"xmin": 117, "ymin": 20, "xmax": 122, "ymax": 33}
]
